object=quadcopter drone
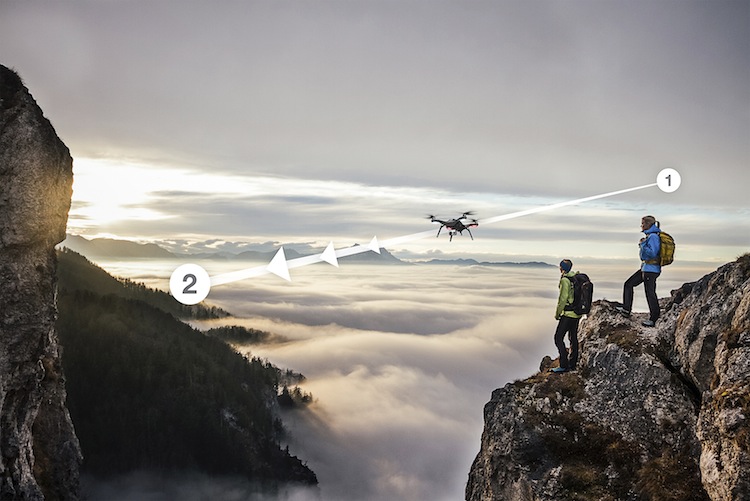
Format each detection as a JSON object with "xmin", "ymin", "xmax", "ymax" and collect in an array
[{"xmin": 427, "ymin": 211, "xmax": 479, "ymax": 241}]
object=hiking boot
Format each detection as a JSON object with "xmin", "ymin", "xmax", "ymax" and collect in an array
[
  {"xmin": 641, "ymin": 320, "xmax": 656, "ymax": 327},
  {"xmin": 551, "ymin": 367, "xmax": 568, "ymax": 373},
  {"xmin": 616, "ymin": 306, "xmax": 631, "ymax": 317}
]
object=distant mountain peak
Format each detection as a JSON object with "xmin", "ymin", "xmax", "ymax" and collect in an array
[{"xmin": 60, "ymin": 234, "xmax": 174, "ymax": 259}]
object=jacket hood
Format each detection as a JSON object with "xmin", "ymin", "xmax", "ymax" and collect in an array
[{"xmin": 644, "ymin": 224, "xmax": 661, "ymax": 235}]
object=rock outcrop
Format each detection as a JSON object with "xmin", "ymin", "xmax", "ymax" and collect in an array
[
  {"xmin": 467, "ymin": 255, "xmax": 750, "ymax": 501},
  {"xmin": 1, "ymin": 65, "xmax": 82, "ymax": 499}
]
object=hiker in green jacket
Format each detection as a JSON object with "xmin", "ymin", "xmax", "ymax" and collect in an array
[{"xmin": 552, "ymin": 259, "xmax": 582, "ymax": 373}]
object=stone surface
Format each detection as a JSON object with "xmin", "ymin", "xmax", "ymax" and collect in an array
[
  {"xmin": 467, "ymin": 256, "xmax": 750, "ymax": 501},
  {"xmin": 1, "ymin": 65, "xmax": 81, "ymax": 500}
]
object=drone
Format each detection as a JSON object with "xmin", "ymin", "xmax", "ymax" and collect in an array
[{"xmin": 427, "ymin": 211, "xmax": 479, "ymax": 241}]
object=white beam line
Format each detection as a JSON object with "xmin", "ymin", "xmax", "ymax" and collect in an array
[
  {"xmin": 209, "ymin": 182, "xmax": 658, "ymax": 287},
  {"xmin": 481, "ymin": 183, "xmax": 657, "ymax": 225}
]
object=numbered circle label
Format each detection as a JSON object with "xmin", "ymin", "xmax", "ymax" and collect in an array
[
  {"xmin": 170, "ymin": 263, "xmax": 211, "ymax": 305},
  {"xmin": 657, "ymin": 168, "xmax": 681, "ymax": 193}
]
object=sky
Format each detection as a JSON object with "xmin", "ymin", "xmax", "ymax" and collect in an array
[
  {"xmin": 2, "ymin": 1, "xmax": 749, "ymax": 500},
  {"xmin": 1, "ymin": 0, "xmax": 748, "ymax": 265}
]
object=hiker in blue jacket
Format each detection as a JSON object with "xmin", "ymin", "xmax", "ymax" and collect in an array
[
  {"xmin": 552, "ymin": 259, "xmax": 582, "ymax": 373},
  {"xmin": 617, "ymin": 215, "xmax": 661, "ymax": 327}
]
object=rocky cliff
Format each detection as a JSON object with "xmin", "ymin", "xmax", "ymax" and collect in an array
[
  {"xmin": 0, "ymin": 65, "xmax": 82, "ymax": 499},
  {"xmin": 467, "ymin": 255, "xmax": 750, "ymax": 501}
]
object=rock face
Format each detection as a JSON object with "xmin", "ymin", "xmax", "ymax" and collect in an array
[
  {"xmin": 467, "ymin": 255, "xmax": 750, "ymax": 501},
  {"xmin": 0, "ymin": 66, "xmax": 82, "ymax": 499}
]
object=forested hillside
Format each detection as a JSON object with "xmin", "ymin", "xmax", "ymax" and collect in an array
[
  {"xmin": 55, "ymin": 250, "xmax": 317, "ymax": 487},
  {"xmin": 57, "ymin": 248, "xmax": 229, "ymax": 320}
]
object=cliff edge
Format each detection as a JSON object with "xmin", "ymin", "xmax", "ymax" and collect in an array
[
  {"xmin": 467, "ymin": 255, "xmax": 750, "ymax": 501},
  {"xmin": 0, "ymin": 65, "xmax": 82, "ymax": 499}
]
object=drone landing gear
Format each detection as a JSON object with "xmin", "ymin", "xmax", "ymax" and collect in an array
[{"xmin": 446, "ymin": 229, "xmax": 474, "ymax": 242}]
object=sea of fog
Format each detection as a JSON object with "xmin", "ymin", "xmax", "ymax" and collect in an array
[{"xmin": 89, "ymin": 257, "xmax": 720, "ymax": 501}]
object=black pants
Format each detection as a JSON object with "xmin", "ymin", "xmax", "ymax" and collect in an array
[
  {"xmin": 623, "ymin": 270, "xmax": 660, "ymax": 322},
  {"xmin": 554, "ymin": 316, "xmax": 580, "ymax": 370}
]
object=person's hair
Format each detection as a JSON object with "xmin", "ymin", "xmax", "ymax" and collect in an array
[
  {"xmin": 560, "ymin": 259, "xmax": 573, "ymax": 272},
  {"xmin": 642, "ymin": 215, "xmax": 658, "ymax": 228}
]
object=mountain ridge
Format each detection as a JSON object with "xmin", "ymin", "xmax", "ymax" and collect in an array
[
  {"xmin": 61, "ymin": 234, "xmax": 553, "ymax": 267},
  {"xmin": 416, "ymin": 258, "xmax": 554, "ymax": 267}
]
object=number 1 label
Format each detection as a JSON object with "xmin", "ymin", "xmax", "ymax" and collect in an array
[{"xmin": 657, "ymin": 168, "xmax": 681, "ymax": 193}]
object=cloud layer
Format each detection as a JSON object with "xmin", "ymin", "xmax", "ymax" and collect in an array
[{"xmin": 170, "ymin": 260, "xmax": 722, "ymax": 501}]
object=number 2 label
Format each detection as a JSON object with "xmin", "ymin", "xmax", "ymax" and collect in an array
[
  {"xmin": 170, "ymin": 264, "xmax": 211, "ymax": 305},
  {"xmin": 182, "ymin": 273, "xmax": 198, "ymax": 294}
]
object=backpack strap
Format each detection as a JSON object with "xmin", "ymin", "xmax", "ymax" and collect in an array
[
  {"xmin": 563, "ymin": 275, "xmax": 576, "ymax": 310},
  {"xmin": 643, "ymin": 233, "xmax": 661, "ymax": 265}
]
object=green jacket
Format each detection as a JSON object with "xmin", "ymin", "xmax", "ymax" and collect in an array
[{"xmin": 556, "ymin": 271, "xmax": 582, "ymax": 320}]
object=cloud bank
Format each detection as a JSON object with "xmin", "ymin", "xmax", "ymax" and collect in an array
[{"xmin": 181, "ymin": 260, "xmax": 716, "ymax": 500}]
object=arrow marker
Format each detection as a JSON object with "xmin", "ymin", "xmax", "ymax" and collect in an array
[
  {"xmin": 321, "ymin": 241, "xmax": 339, "ymax": 267},
  {"xmin": 367, "ymin": 236, "xmax": 381, "ymax": 254},
  {"xmin": 267, "ymin": 247, "xmax": 291, "ymax": 281}
]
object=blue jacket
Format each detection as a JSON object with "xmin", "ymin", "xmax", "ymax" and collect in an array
[{"xmin": 640, "ymin": 225, "xmax": 662, "ymax": 273}]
